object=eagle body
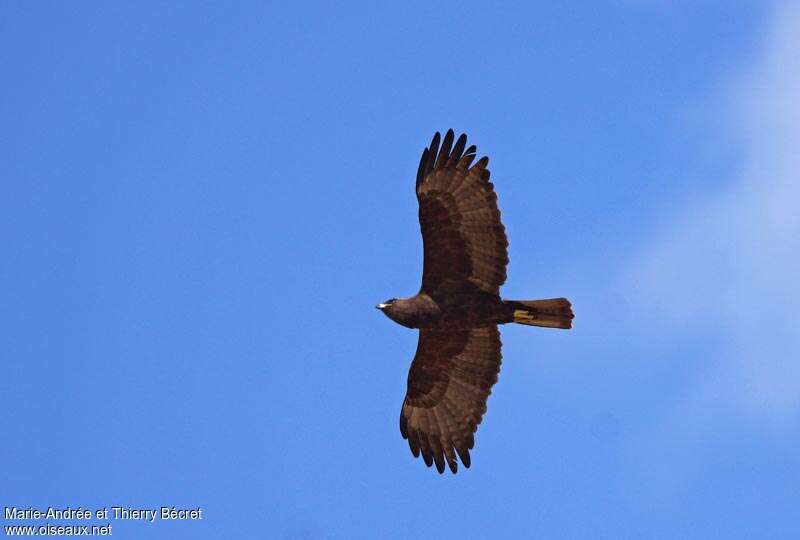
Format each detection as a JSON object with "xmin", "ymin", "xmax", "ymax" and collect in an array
[
  {"xmin": 378, "ymin": 130, "xmax": 573, "ymax": 474},
  {"xmin": 382, "ymin": 291, "xmax": 511, "ymax": 329}
]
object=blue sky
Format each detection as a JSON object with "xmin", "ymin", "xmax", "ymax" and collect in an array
[{"xmin": 2, "ymin": 1, "xmax": 798, "ymax": 538}]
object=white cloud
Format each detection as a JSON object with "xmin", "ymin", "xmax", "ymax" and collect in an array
[{"xmin": 626, "ymin": 2, "xmax": 800, "ymax": 424}]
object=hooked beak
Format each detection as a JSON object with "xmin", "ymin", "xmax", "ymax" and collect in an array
[{"xmin": 376, "ymin": 303, "xmax": 388, "ymax": 310}]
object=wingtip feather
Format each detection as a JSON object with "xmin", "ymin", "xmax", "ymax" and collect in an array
[{"xmin": 435, "ymin": 129, "xmax": 455, "ymax": 170}]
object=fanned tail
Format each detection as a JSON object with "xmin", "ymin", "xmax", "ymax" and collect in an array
[{"xmin": 505, "ymin": 298, "xmax": 573, "ymax": 329}]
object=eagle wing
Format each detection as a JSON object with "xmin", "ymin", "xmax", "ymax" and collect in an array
[
  {"xmin": 400, "ymin": 324, "xmax": 502, "ymax": 473},
  {"xmin": 416, "ymin": 130, "xmax": 509, "ymax": 297}
]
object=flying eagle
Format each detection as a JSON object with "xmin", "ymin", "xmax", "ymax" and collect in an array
[{"xmin": 377, "ymin": 130, "xmax": 574, "ymax": 474}]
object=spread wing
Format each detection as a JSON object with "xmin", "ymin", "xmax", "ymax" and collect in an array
[
  {"xmin": 416, "ymin": 130, "xmax": 509, "ymax": 297},
  {"xmin": 400, "ymin": 325, "xmax": 502, "ymax": 473}
]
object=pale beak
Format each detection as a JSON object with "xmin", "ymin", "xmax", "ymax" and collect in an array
[{"xmin": 376, "ymin": 303, "xmax": 388, "ymax": 309}]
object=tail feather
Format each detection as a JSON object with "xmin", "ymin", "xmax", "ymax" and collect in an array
[{"xmin": 506, "ymin": 298, "xmax": 574, "ymax": 329}]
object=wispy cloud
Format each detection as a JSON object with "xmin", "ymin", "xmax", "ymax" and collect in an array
[{"xmin": 626, "ymin": 2, "xmax": 800, "ymax": 424}]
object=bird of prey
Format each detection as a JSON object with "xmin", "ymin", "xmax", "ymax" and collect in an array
[{"xmin": 377, "ymin": 129, "xmax": 574, "ymax": 474}]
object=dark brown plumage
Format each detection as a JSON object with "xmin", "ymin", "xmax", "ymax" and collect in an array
[{"xmin": 377, "ymin": 130, "xmax": 574, "ymax": 474}]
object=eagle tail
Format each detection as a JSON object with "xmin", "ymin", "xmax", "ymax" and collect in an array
[{"xmin": 505, "ymin": 298, "xmax": 573, "ymax": 329}]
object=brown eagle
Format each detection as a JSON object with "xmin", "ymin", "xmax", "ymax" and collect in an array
[{"xmin": 377, "ymin": 129, "xmax": 574, "ymax": 474}]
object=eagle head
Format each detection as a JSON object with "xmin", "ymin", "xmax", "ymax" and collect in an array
[
  {"xmin": 376, "ymin": 295, "xmax": 439, "ymax": 329},
  {"xmin": 376, "ymin": 297, "xmax": 416, "ymax": 327}
]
